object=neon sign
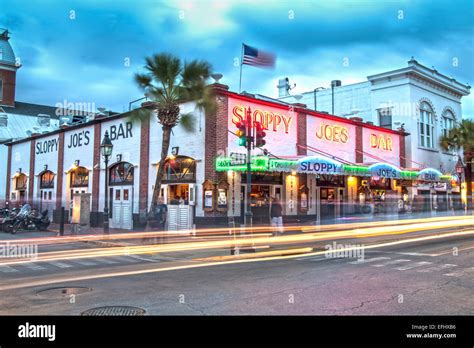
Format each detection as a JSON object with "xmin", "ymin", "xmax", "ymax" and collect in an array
[
  {"xmin": 216, "ymin": 156, "xmax": 269, "ymax": 172},
  {"xmin": 369, "ymin": 163, "xmax": 400, "ymax": 178},
  {"xmin": 231, "ymin": 105, "xmax": 292, "ymax": 134},
  {"xmin": 370, "ymin": 133, "xmax": 393, "ymax": 151},
  {"xmin": 418, "ymin": 168, "xmax": 442, "ymax": 182},
  {"xmin": 298, "ymin": 156, "xmax": 343, "ymax": 174},
  {"xmin": 316, "ymin": 122, "xmax": 349, "ymax": 144},
  {"xmin": 269, "ymin": 159, "xmax": 298, "ymax": 172}
]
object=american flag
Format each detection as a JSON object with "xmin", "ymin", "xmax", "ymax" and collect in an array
[{"xmin": 242, "ymin": 44, "xmax": 275, "ymax": 68}]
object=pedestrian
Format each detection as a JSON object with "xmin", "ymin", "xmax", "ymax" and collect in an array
[
  {"xmin": 270, "ymin": 197, "xmax": 283, "ymax": 237},
  {"xmin": 153, "ymin": 197, "xmax": 168, "ymax": 243}
]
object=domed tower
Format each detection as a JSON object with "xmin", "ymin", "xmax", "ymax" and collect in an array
[{"xmin": 0, "ymin": 29, "xmax": 21, "ymax": 107}]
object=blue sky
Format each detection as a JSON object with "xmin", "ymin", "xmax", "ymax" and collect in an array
[{"xmin": 1, "ymin": 0, "xmax": 473, "ymax": 116}]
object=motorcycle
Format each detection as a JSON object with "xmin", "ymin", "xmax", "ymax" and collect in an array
[
  {"xmin": 1, "ymin": 207, "xmax": 18, "ymax": 233},
  {"xmin": 7, "ymin": 204, "xmax": 50, "ymax": 234}
]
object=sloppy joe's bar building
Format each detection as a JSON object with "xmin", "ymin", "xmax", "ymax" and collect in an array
[{"xmin": 3, "ymin": 83, "xmax": 451, "ymax": 230}]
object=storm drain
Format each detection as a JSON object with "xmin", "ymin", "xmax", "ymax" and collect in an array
[
  {"xmin": 36, "ymin": 286, "xmax": 93, "ymax": 299},
  {"xmin": 81, "ymin": 306, "xmax": 146, "ymax": 316}
]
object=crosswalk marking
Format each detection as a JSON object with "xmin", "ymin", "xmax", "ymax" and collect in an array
[
  {"xmin": 394, "ymin": 261, "xmax": 432, "ymax": 271},
  {"xmin": 349, "ymin": 257, "xmax": 390, "ymax": 265},
  {"xmin": 94, "ymin": 257, "xmax": 119, "ymax": 264},
  {"xmin": 372, "ymin": 259, "xmax": 411, "ymax": 267},
  {"xmin": 418, "ymin": 264, "xmax": 457, "ymax": 273},
  {"xmin": 0, "ymin": 265, "xmax": 18, "ymax": 273},
  {"xmin": 444, "ymin": 267, "xmax": 474, "ymax": 277},
  {"xmin": 23, "ymin": 262, "xmax": 47, "ymax": 271},
  {"xmin": 70, "ymin": 259, "xmax": 97, "ymax": 266},
  {"xmin": 48, "ymin": 261, "xmax": 73, "ymax": 269}
]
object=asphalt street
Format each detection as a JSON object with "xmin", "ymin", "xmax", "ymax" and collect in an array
[{"xmin": 0, "ymin": 230, "xmax": 472, "ymax": 315}]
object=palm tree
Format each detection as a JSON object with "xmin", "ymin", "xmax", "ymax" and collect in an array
[
  {"xmin": 439, "ymin": 119, "xmax": 474, "ymax": 209},
  {"xmin": 133, "ymin": 53, "xmax": 215, "ymax": 211}
]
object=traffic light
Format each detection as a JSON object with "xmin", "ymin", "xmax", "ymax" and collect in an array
[
  {"xmin": 235, "ymin": 121, "xmax": 247, "ymax": 147},
  {"xmin": 254, "ymin": 121, "xmax": 266, "ymax": 148}
]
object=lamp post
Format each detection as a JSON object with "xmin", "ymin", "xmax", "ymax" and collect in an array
[
  {"xmin": 313, "ymin": 87, "xmax": 325, "ymax": 111},
  {"xmin": 100, "ymin": 131, "xmax": 113, "ymax": 234}
]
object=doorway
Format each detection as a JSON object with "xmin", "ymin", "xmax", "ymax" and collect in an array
[
  {"xmin": 111, "ymin": 187, "xmax": 133, "ymax": 229},
  {"xmin": 319, "ymin": 187, "xmax": 337, "ymax": 220}
]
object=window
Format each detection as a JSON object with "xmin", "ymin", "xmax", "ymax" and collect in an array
[
  {"xmin": 0, "ymin": 79, "xmax": 3, "ymax": 101},
  {"xmin": 378, "ymin": 107, "xmax": 392, "ymax": 129},
  {"xmin": 109, "ymin": 162, "xmax": 134, "ymax": 185},
  {"xmin": 70, "ymin": 166, "xmax": 89, "ymax": 187},
  {"xmin": 15, "ymin": 173, "xmax": 27, "ymax": 190},
  {"xmin": 162, "ymin": 156, "xmax": 196, "ymax": 182},
  {"xmin": 442, "ymin": 110, "xmax": 455, "ymax": 138},
  {"xmin": 40, "ymin": 170, "xmax": 55, "ymax": 189},
  {"xmin": 418, "ymin": 102, "xmax": 435, "ymax": 148},
  {"xmin": 0, "ymin": 48, "xmax": 3, "ymax": 61}
]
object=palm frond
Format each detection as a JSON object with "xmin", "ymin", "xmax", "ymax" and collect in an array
[
  {"xmin": 127, "ymin": 107, "xmax": 153, "ymax": 124},
  {"xmin": 179, "ymin": 112, "xmax": 196, "ymax": 133}
]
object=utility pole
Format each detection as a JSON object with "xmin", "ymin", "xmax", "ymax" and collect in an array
[{"xmin": 244, "ymin": 107, "xmax": 253, "ymax": 228}]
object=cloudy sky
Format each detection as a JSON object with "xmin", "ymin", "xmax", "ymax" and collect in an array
[{"xmin": 1, "ymin": 0, "xmax": 473, "ymax": 116}]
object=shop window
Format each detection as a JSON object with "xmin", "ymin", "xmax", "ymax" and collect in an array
[
  {"xmin": 70, "ymin": 166, "xmax": 89, "ymax": 187},
  {"xmin": 40, "ymin": 170, "xmax": 55, "ymax": 189},
  {"xmin": 418, "ymin": 102, "xmax": 435, "ymax": 148},
  {"xmin": 109, "ymin": 162, "xmax": 134, "ymax": 185},
  {"xmin": 162, "ymin": 156, "xmax": 196, "ymax": 183},
  {"xmin": 15, "ymin": 173, "xmax": 27, "ymax": 190}
]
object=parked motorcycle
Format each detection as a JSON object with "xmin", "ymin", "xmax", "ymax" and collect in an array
[
  {"xmin": 1, "ymin": 207, "xmax": 17, "ymax": 233},
  {"xmin": 6, "ymin": 204, "xmax": 50, "ymax": 234}
]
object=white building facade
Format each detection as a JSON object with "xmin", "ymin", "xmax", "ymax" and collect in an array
[
  {"xmin": 278, "ymin": 59, "xmax": 470, "ymax": 210},
  {"xmin": 279, "ymin": 58, "xmax": 471, "ymax": 176}
]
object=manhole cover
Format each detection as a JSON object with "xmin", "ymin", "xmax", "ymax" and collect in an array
[
  {"xmin": 81, "ymin": 306, "xmax": 146, "ymax": 316},
  {"xmin": 36, "ymin": 286, "xmax": 93, "ymax": 299}
]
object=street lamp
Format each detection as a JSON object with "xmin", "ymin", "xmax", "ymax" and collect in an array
[
  {"xmin": 100, "ymin": 131, "xmax": 113, "ymax": 234},
  {"xmin": 313, "ymin": 87, "xmax": 325, "ymax": 111}
]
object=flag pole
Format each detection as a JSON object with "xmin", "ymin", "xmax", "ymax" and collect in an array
[{"xmin": 239, "ymin": 43, "xmax": 244, "ymax": 93}]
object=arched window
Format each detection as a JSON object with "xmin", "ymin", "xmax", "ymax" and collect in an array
[
  {"xmin": 419, "ymin": 102, "xmax": 435, "ymax": 148},
  {"xmin": 442, "ymin": 109, "xmax": 455, "ymax": 138},
  {"xmin": 162, "ymin": 156, "xmax": 196, "ymax": 182},
  {"xmin": 15, "ymin": 173, "xmax": 27, "ymax": 190},
  {"xmin": 40, "ymin": 170, "xmax": 55, "ymax": 189},
  {"xmin": 70, "ymin": 166, "xmax": 89, "ymax": 187},
  {"xmin": 109, "ymin": 162, "xmax": 134, "ymax": 185}
]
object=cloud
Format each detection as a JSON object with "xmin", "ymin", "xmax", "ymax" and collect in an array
[{"xmin": 0, "ymin": 0, "xmax": 472, "ymax": 117}]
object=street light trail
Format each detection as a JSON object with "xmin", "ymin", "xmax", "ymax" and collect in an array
[
  {"xmin": 0, "ymin": 229, "xmax": 472, "ymax": 291},
  {"xmin": 0, "ymin": 218, "xmax": 472, "ymax": 267},
  {"xmin": 1, "ymin": 215, "xmax": 471, "ymax": 247}
]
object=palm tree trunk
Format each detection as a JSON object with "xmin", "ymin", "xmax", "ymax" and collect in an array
[
  {"xmin": 465, "ymin": 153, "xmax": 472, "ymax": 210},
  {"xmin": 150, "ymin": 125, "xmax": 172, "ymax": 213}
]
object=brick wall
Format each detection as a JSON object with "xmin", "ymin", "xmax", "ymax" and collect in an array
[
  {"xmin": 399, "ymin": 131, "xmax": 406, "ymax": 168},
  {"xmin": 139, "ymin": 116, "xmax": 150, "ymax": 214},
  {"xmin": 203, "ymin": 85, "xmax": 229, "ymax": 217},
  {"xmin": 351, "ymin": 117, "xmax": 364, "ymax": 163},
  {"xmin": 91, "ymin": 123, "xmax": 101, "ymax": 212},
  {"xmin": 297, "ymin": 111, "xmax": 307, "ymax": 155},
  {"xmin": 55, "ymin": 132, "xmax": 64, "ymax": 209},
  {"xmin": 0, "ymin": 69, "xmax": 16, "ymax": 107},
  {"xmin": 28, "ymin": 139, "xmax": 36, "ymax": 204}
]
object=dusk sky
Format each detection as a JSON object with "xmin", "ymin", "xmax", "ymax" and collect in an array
[{"xmin": 1, "ymin": 0, "xmax": 473, "ymax": 116}]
